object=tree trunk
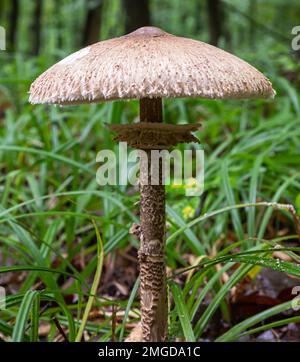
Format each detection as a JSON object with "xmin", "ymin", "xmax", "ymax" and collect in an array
[
  {"xmin": 123, "ymin": 0, "xmax": 150, "ymax": 34},
  {"xmin": 31, "ymin": 0, "xmax": 42, "ymax": 55},
  {"xmin": 0, "ymin": 0, "xmax": 5, "ymax": 24},
  {"xmin": 8, "ymin": 0, "xmax": 19, "ymax": 51},
  {"xmin": 82, "ymin": 0, "xmax": 103, "ymax": 46},
  {"xmin": 138, "ymin": 98, "xmax": 167, "ymax": 342},
  {"xmin": 53, "ymin": 0, "xmax": 63, "ymax": 50},
  {"xmin": 207, "ymin": 0, "xmax": 222, "ymax": 46},
  {"xmin": 249, "ymin": 0, "xmax": 257, "ymax": 49},
  {"xmin": 195, "ymin": 0, "xmax": 204, "ymax": 34}
]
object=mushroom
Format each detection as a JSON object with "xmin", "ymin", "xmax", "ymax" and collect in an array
[{"xmin": 29, "ymin": 26, "xmax": 275, "ymax": 342}]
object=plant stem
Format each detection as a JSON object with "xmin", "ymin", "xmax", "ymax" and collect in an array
[{"xmin": 138, "ymin": 98, "xmax": 168, "ymax": 341}]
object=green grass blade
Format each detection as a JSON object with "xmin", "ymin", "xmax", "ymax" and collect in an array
[
  {"xmin": 216, "ymin": 301, "xmax": 293, "ymax": 342},
  {"xmin": 12, "ymin": 290, "xmax": 39, "ymax": 342},
  {"xmin": 170, "ymin": 281, "xmax": 196, "ymax": 342},
  {"xmin": 238, "ymin": 316, "xmax": 300, "ymax": 339},
  {"xmin": 119, "ymin": 277, "xmax": 140, "ymax": 341},
  {"xmin": 0, "ymin": 145, "xmax": 94, "ymax": 175},
  {"xmin": 167, "ymin": 201, "xmax": 297, "ymax": 244},
  {"xmin": 75, "ymin": 221, "xmax": 104, "ymax": 342},
  {"xmin": 167, "ymin": 205, "xmax": 205, "ymax": 255},
  {"xmin": 30, "ymin": 292, "xmax": 40, "ymax": 341},
  {"xmin": 41, "ymin": 293, "xmax": 76, "ymax": 341},
  {"xmin": 0, "ymin": 265, "xmax": 81, "ymax": 280},
  {"xmin": 221, "ymin": 160, "xmax": 244, "ymax": 241},
  {"xmin": 194, "ymin": 263, "xmax": 253, "ymax": 338},
  {"xmin": 190, "ymin": 264, "xmax": 232, "ymax": 321},
  {"xmin": 248, "ymin": 155, "xmax": 263, "ymax": 238}
]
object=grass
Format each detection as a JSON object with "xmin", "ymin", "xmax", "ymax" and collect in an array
[{"xmin": 0, "ymin": 47, "xmax": 300, "ymax": 342}]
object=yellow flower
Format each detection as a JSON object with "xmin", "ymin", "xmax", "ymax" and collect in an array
[
  {"xmin": 185, "ymin": 177, "xmax": 197, "ymax": 188},
  {"xmin": 247, "ymin": 265, "xmax": 261, "ymax": 280},
  {"xmin": 182, "ymin": 205, "xmax": 195, "ymax": 219}
]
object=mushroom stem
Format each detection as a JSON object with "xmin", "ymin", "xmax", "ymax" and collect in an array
[{"xmin": 138, "ymin": 98, "xmax": 168, "ymax": 342}]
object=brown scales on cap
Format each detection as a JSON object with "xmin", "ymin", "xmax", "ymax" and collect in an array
[{"xmin": 29, "ymin": 26, "xmax": 275, "ymax": 105}]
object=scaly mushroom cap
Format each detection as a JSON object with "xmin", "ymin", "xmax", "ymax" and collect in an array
[{"xmin": 29, "ymin": 27, "xmax": 275, "ymax": 105}]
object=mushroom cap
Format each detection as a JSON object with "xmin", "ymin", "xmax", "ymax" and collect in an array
[{"xmin": 29, "ymin": 27, "xmax": 275, "ymax": 105}]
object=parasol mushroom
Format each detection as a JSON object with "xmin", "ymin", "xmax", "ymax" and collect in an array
[{"xmin": 29, "ymin": 26, "xmax": 275, "ymax": 342}]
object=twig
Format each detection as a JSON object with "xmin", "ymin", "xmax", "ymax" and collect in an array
[
  {"xmin": 111, "ymin": 305, "xmax": 116, "ymax": 342},
  {"xmin": 52, "ymin": 316, "xmax": 68, "ymax": 342}
]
